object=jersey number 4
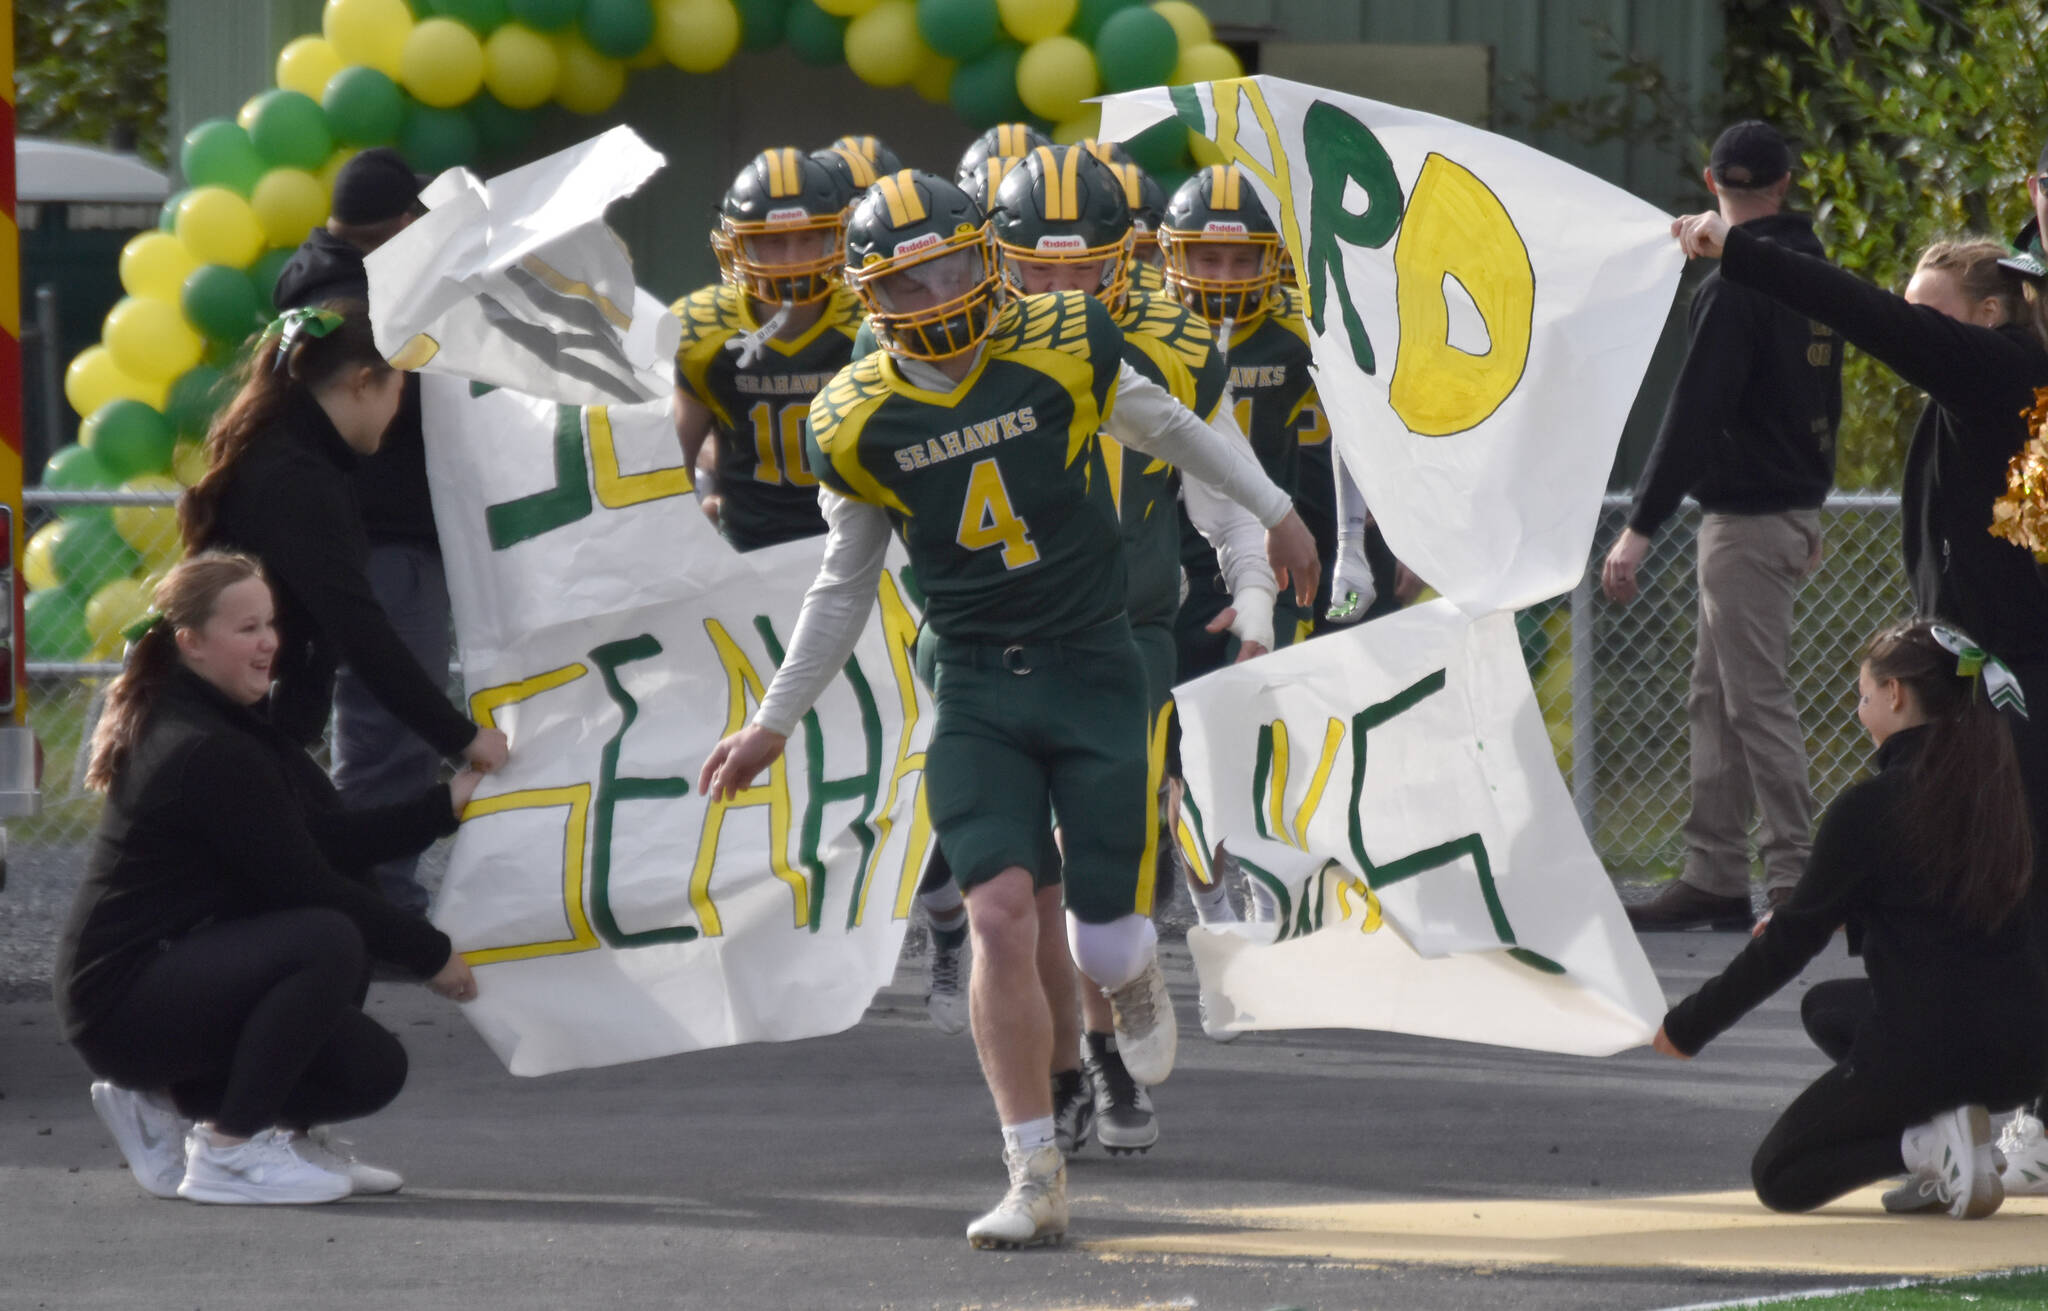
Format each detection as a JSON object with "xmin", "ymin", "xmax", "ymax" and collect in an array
[
  {"xmin": 956, "ymin": 458, "xmax": 1040, "ymax": 570},
  {"xmin": 747, "ymin": 401, "xmax": 818, "ymax": 487}
]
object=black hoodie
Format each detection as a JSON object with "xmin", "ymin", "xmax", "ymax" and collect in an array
[
  {"xmin": 272, "ymin": 227, "xmax": 438, "ymax": 551},
  {"xmin": 1627, "ymin": 212, "xmax": 1843, "ymax": 537},
  {"xmin": 1718, "ymin": 224, "xmax": 2048, "ymax": 663}
]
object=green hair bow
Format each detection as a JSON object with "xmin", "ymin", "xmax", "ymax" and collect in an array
[
  {"xmin": 120, "ymin": 609, "xmax": 166, "ymax": 647},
  {"xmin": 260, "ymin": 307, "xmax": 345, "ymax": 372},
  {"xmin": 1929, "ymin": 623, "xmax": 2028, "ymax": 719}
]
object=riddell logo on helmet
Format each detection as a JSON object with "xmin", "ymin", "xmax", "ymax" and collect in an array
[
  {"xmin": 766, "ymin": 207, "xmax": 810, "ymax": 224},
  {"xmin": 893, "ymin": 232, "xmax": 944, "ymax": 258},
  {"xmin": 1034, "ymin": 235, "xmax": 1087, "ymax": 252},
  {"xmin": 1203, "ymin": 221, "xmax": 1248, "ymax": 235}
]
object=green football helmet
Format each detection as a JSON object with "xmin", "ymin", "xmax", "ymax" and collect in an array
[
  {"xmin": 811, "ymin": 144, "xmax": 885, "ymax": 214},
  {"xmin": 844, "ymin": 169, "xmax": 1000, "ymax": 362},
  {"xmin": 960, "ymin": 155, "xmax": 1027, "ymax": 218},
  {"xmin": 830, "ymin": 134, "xmax": 904, "ymax": 175},
  {"xmin": 1160, "ymin": 163, "xmax": 1282, "ymax": 324},
  {"xmin": 719, "ymin": 147, "xmax": 847, "ymax": 305},
  {"xmin": 988, "ymin": 145, "xmax": 1136, "ymax": 314},
  {"xmin": 955, "ymin": 122, "xmax": 1052, "ymax": 188},
  {"xmin": 1101, "ymin": 159, "xmax": 1167, "ymax": 265}
]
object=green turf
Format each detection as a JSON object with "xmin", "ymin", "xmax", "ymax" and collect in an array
[{"xmin": 1726, "ymin": 1271, "xmax": 2048, "ymax": 1309}]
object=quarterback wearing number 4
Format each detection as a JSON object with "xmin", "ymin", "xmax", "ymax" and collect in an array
[{"xmin": 699, "ymin": 169, "xmax": 1317, "ymax": 1250}]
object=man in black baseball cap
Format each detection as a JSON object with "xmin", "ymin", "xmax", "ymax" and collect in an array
[
  {"xmin": 270, "ymin": 146, "xmax": 451, "ymax": 918},
  {"xmin": 1707, "ymin": 120, "xmax": 1793, "ymax": 191}
]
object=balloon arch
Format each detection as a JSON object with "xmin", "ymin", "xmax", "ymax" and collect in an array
[{"xmin": 25, "ymin": 0, "xmax": 1237, "ymax": 660}]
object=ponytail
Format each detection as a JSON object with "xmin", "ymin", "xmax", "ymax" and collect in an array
[
  {"xmin": 178, "ymin": 300, "xmax": 392, "ymax": 552},
  {"xmin": 1862, "ymin": 620, "xmax": 2035, "ymax": 930},
  {"xmin": 83, "ymin": 552, "xmax": 269, "ymax": 791}
]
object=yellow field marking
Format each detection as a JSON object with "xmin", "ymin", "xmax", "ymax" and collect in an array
[{"xmin": 1085, "ymin": 1189, "xmax": 2048, "ymax": 1276}]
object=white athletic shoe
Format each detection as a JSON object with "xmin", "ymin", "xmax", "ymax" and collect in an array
[
  {"xmin": 295, "ymin": 1127, "xmax": 403, "ymax": 1195},
  {"xmin": 1105, "ymin": 958, "xmax": 1177, "ymax": 1087},
  {"xmin": 965, "ymin": 1144, "xmax": 1067, "ymax": 1250},
  {"xmin": 926, "ymin": 937, "xmax": 970, "ymax": 1036},
  {"xmin": 1892, "ymin": 1106, "xmax": 2002, "ymax": 1219},
  {"xmin": 177, "ymin": 1127, "xmax": 352, "ymax": 1205},
  {"xmin": 1998, "ymin": 1112, "xmax": 2048, "ymax": 1195},
  {"xmin": 89, "ymin": 1082, "xmax": 189, "ymax": 1200}
]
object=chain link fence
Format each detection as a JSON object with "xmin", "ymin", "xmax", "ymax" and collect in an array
[{"xmin": 7, "ymin": 487, "xmax": 1913, "ymax": 884}]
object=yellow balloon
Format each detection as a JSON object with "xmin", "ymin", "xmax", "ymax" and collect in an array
[
  {"xmin": 65, "ymin": 346, "xmax": 166, "ymax": 418},
  {"xmin": 323, "ymin": 0, "xmax": 414, "ymax": 79},
  {"xmin": 113, "ymin": 475, "xmax": 186, "ymax": 568},
  {"xmin": 553, "ymin": 33, "xmax": 626, "ymax": 115},
  {"xmin": 1188, "ymin": 128, "xmax": 1224, "ymax": 166},
  {"xmin": 484, "ymin": 23, "xmax": 561, "ymax": 108},
  {"xmin": 105, "ymin": 297, "xmax": 206, "ymax": 385},
  {"xmin": 913, "ymin": 53, "xmax": 956, "ymax": 103},
  {"xmin": 22, "ymin": 521, "xmax": 62, "ymax": 592},
  {"xmin": 998, "ymin": 0, "xmax": 1075, "ymax": 44},
  {"xmin": 277, "ymin": 35, "xmax": 346, "ymax": 99},
  {"xmin": 1149, "ymin": 0, "xmax": 1211, "ymax": 51},
  {"xmin": 1016, "ymin": 35, "xmax": 1097, "ymax": 123},
  {"xmin": 236, "ymin": 95, "xmax": 263, "ymax": 132},
  {"xmin": 402, "ymin": 17, "xmax": 487, "ymax": 108},
  {"xmin": 173, "ymin": 440, "xmax": 211, "ymax": 487},
  {"xmin": 175, "ymin": 187, "xmax": 267, "ymax": 269},
  {"xmin": 118, "ymin": 231, "xmax": 200, "ymax": 303},
  {"xmin": 1172, "ymin": 40, "xmax": 1242, "ymax": 85},
  {"xmin": 319, "ymin": 147, "xmax": 361, "ymax": 193},
  {"xmin": 813, "ymin": 0, "xmax": 877, "ymax": 15},
  {"xmin": 844, "ymin": 0, "xmax": 923, "ymax": 87},
  {"xmin": 250, "ymin": 168, "xmax": 332, "ymax": 248},
  {"xmin": 1052, "ymin": 107, "xmax": 1101, "ymax": 144},
  {"xmin": 85, "ymin": 577, "xmax": 154, "ymax": 653},
  {"xmin": 656, "ymin": 0, "xmax": 742, "ymax": 74}
]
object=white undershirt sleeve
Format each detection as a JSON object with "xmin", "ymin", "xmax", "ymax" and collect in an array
[
  {"xmin": 1110, "ymin": 364, "xmax": 1293, "ymax": 528},
  {"xmin": 752, "ymin": 490, "xmax": 893, "ymax": 737}
]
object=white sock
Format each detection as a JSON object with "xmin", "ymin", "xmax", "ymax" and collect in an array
[
  {"xmin": 1067, "ymin": 912, "xmax": 1157, "ymax": 991},
  {"xmin": 1002, "ymin": 1116, "xmax": 1057, "ymax": 1156},
  {"xmin": 1189, "ymin": 874, "xmax": 1236, "ymax": 924}
]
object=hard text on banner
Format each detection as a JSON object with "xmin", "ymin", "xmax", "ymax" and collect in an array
[
  {"xmin": 422, "ymin": 377, "xmax": 937, "ymax": 1076},
  {"xmin": 1100, "ymin": 76, "xmax": 1685, "ymax": 615},
  {"xmin": 1172, "ymin": 600, "xmax": 1665, "ymax": 1058}
]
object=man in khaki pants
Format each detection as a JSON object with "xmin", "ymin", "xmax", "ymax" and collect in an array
[{"xmin": 1603, "ymin": 122, "xmax": 1842, "ymax": 931}]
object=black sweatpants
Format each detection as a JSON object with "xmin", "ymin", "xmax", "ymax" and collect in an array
[{"xmin": 71, "ymin": 908, "xmax": 408, "ymax": 1138}]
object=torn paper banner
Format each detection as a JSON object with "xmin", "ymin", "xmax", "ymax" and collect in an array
[{"xmin": 367, "ymin": 126, "xmax": 681, "ymax": 405}]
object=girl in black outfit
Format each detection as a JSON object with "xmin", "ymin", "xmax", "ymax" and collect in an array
[
  {"xmin": 54, "ymin": 553, "xmax": 483, "ymax": 1205},
  {"xmin": 177, "ymin": 303, "xmax": 508, "ymax": 774},
  {"xmin": 1655, "ymin": 620, "xmax": 2045, "ymax": 1218}
]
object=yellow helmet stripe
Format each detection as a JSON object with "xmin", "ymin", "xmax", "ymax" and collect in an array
[
  {"xmin": 876, "ymin": 170, "xmax": 927, "ymax": 228},
  {"xmin": 1058, "ymin": 145, "xmax": 1083, "ymax": 222},
  {"xmin": 767, "ymin": 148, "xmax": 802, "ymax": 198},
  {"xmin": 998, "ymin": 123, "xmax": 1029, "ymax": 156},
  {"xmin": 1212, "ymin": 164, "xmax": 1240, "ymax": 210},
  {"xmin": 1109, "ymin": 161, "xmax": 1142, "ymax": 209},
  {"xmin": 1033, "ymin": 146, "xmax": 1077, "ymax": 223}
]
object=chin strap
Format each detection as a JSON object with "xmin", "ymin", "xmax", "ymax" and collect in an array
[{"xmin": 727, "ymin": 301, "xmax": 794, "ymax": 369}]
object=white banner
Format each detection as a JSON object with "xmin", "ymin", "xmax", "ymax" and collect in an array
[
  {"xmin": 1101, "ymin": 77, "xmax": 1683, "ymax": 615},
  {"xmin": 1173, "ymin": 603, "xmax": 1664, "ymax": 1057},
  {"xmin": 368, "ymin": 127, "xmax": 681, "ymax": 405},
  {"xmin": 422, "ymin": 377, "xmax": 935, "ymax": 1075}
]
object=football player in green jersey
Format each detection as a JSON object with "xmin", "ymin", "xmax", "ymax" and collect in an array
[
  {"xmin": 700, "ymin": 169, "xmax": 1313, "ymax": 1249},
  {"xmin": 990, "ymin": 144, "xmax": 1298, "ymax": 1150},
  {"xmin": 955, "ymin": 122, "xmax": 1051, "ymax": 189},
  {"xmin": 671, "ymin": 148, "xmax": 865, "ymax": 552},
  {"xmin": 1081, "ymin": 142, "xmax": 1167, "ymax": 283},
  {"xmin": 812, "ymin": 142, "xmax": 885, "ymax": 214}
]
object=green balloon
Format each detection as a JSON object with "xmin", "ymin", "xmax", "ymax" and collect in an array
[
  {"xmin": 52, "ymin": 513, "xmax": 142, "ymax": 598},
  {"xmin": 950, "ymin": 41, "xmax": 1024, "ymax": 130},
  {"xmin": 25, "ymin": 586, "xmax": 92, "ymax": 661},
  {"xmin": 916, "ymin": 0, "xmax": 998, "ymax": 60},
  {"xmin": 579, "ymin": 0, "xmax": 655, "ymax": 58},
  {"xmin": 166, "ymin": 365, "xmax": 230, "ymax": 438},
  {"xmin": 82, "ymin": 400, "xmax": 177, "ymax": 481},
  {"xmin": 181, "ymin": 265, "xmax": 264, "ymax": 344},
  {"xmin": 43, "ymin": 444, "xmax": 116, "ymax": 492},
  {"xmin": 399, "ymin": 103, "xmax": 480, "ymax": 174},
  {"xmin": 1122, "ymin": 116, "xmax": 1185, "ymax": 174},
  {"xmin": 251, "ymin": 248, "xmax": 294, "ymax": 316},
  {"xmin": 1093, "ymin": 6, "xmax": 1177, "ymax": 92},
  {"xmin": 323, "ymin": 66, "xmax": 407, "ymax": 147},
  {"xmin": 180, "ymin": 120, "xmax": 267, "ymax": 195},
  {"xmin": 734, "ymin": 0, "xmax": 789, "ymax": 50},
  {"xmin": 248, "ymin": 90, "xmax": 334, "ymax": 171},
  {"xmin": 469, "ymin": 94, "xmax": 538, "ymax": 159},
  {"xmin": 159, "ymin": 193, "xmax": 182, "ymax": 232},
  {"xmin": 1070, "ymin": 0, "xmax": 1139, "ymax": 42},
  {"xmin": 426, "ymin": 0, "xmax": 511, "ymax": 31},
  {"xmin": 509, "ymin": 0, "xmax": 579, "ymax": 29},
  {"xmin": 785, "ymin": 0, "xmax": 849, "ymax": 65}
]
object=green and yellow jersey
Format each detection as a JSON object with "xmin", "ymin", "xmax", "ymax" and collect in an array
[
  {"xmin": 671, "ymin": 282, "xmax": 863, "ymax": 551},
  {"xmin": 1108, "ymin": 289, "xmax": 1226, "ymax": 629},
  {"xmin": 1130, "ymin": 260, "xmax": 1167, "ymax": 297},
  {"xmin": 808, "ymin": 290, "xmax": 1126, "ymax": 645},
  {"xmin": 1292, "ymin": 390, "xmax": 1337, "ymax": 615}
]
